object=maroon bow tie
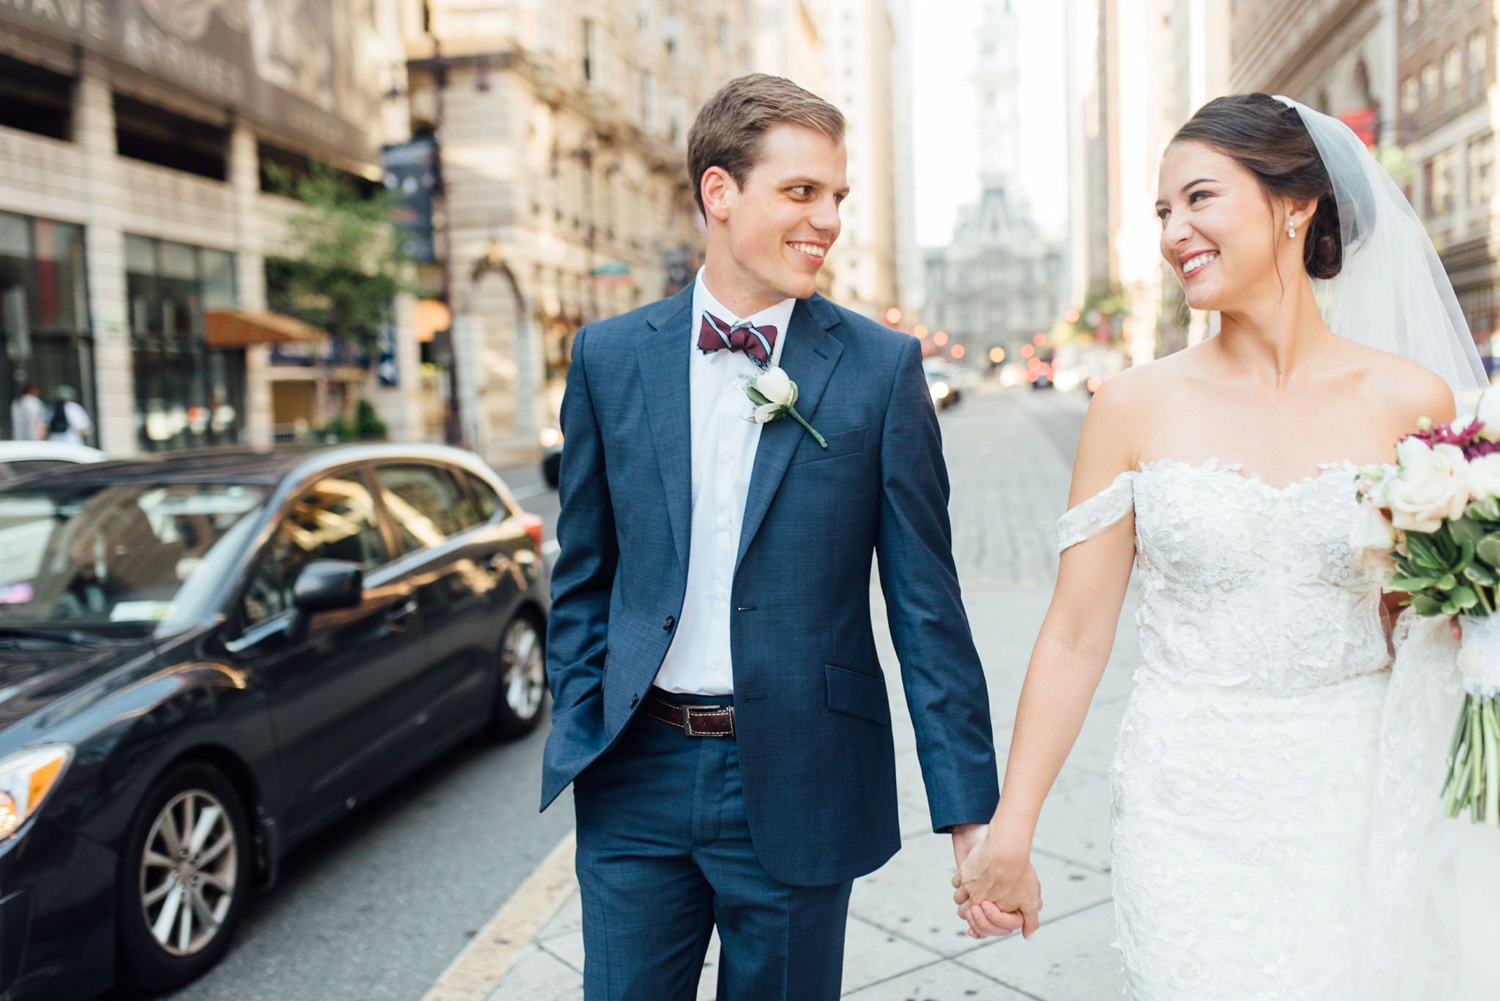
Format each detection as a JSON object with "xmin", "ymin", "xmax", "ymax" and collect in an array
[{"xmin": 697, "ymin": 311, "xmax": 777, "ymax": 368}]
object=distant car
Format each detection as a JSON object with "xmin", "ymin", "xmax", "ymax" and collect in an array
[
  {"xmin": 541, "ymin": 426, "xmax": 563, "ymax": 488},
  {"xmin": 0, "ymin": 444, "xmax": 549, "ymax": 1000},
  {"xmin": 923, "ymin": 362, "xmax": 963, "ymax": 410},
  {"xmin": 0, "ymin": 441, "xmax": 105, "ymax": 482}
]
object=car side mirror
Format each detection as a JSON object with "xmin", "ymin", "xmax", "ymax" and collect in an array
[{"xmin": 292, "ymin": 560, "xmax": 364, "ymax": 613}]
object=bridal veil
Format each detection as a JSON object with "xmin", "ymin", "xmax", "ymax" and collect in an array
[{"xmin": 1274, "ymin": 96, "xmax": 1498, "ymax": 1001}]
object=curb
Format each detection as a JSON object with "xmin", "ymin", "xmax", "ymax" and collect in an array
[{"xmin": 421, "ymin": 830, "xmax": 579, "ymax": 1001}]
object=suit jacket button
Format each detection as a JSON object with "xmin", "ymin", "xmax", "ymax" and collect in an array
[
  {"xmin": 663, "ymin": 615, "xmax": 675, "ymax": 631},
  {"xmin": 630, "ymin": 693, "xmax": 639, "ymax": 707}
]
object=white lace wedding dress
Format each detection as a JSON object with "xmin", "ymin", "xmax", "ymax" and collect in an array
[{"xmin": 1057, "ymin": 458, "xmax": 1500, "ymax": 1001}]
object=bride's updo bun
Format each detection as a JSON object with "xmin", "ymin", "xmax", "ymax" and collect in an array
[{"xmin": 1171, "ymin": 93, "xmax": 1346, "ymax": 280}]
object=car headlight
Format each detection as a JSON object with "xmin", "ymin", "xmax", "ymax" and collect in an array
[
  {"xmin": 540, "ymin": 427, "xmax": 564, "ymax": 448},
  {"xmin": 929, "ymin": 381, "xmax": 951, "ymax": 401},
  {"xmin": 0, "ymin": 745, "xmax": 72, "ymax": 839}
]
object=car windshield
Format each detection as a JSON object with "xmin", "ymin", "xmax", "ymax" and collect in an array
[{"xmin": 0, "ymin": 482, "xmax": 266, "ymax": 638}]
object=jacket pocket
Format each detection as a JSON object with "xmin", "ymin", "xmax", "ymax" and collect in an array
[
  {"xmin": 791, "ymin": 426, "xmax": 866, "ymax": 465},
  {"xmin": 825, "ymin": 664, "xmax": 890, "ymax": 725}
]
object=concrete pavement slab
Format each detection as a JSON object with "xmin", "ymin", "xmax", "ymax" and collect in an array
[
  {"xmin": 957, "ymin": 901, "xmax": 1125, "ymax": 1000},
  {"xmin": 490, "ymin": 948, "xmax": 584, "ymax": 1001},
  {"xmin": 841, "ymin": 961, "xmax": 1029, "ymax": 1001}
]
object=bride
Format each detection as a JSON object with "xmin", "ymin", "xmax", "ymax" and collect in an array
[{"xmin": 953, "ymin": 94, "xmax": 1499, "ymax": 999}]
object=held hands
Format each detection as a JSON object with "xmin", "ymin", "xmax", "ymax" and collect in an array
[{"xmin": 951, "ymin": 831, "xmax": 1042, "ymax": 940}]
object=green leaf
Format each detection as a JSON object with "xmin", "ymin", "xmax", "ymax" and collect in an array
[
  {"xmin": 746, "ymin": 387, "xmax": 771, "ymax": 406},
  {"xmin": 1389, "ymin": 576, "xmax": 1441, "ymax": 591},
  {"xmin": 1407, "ymin": 533, "xmax": 1447, "ymax": 569},
  {"xmin": 1474, "ymin": 498, "xmax": 1500, "ymax": 521},
  {"xmin": 1436, "ymin": 573, "xmax": 1459, "ymax": 590},
  {"xmin": 1452, "ymin": 585, "xmax": 1481, "ymax": 611},
  {"xmin": 1449, "ymin": 517, "xmax": 1488, "ymax": 547},
  {"xmin": 1465, "ymin": 563, "xmax": 1499, "ymax": 586},
  {"xmin": 1411, "ymin": 594, "xmax": 1447, "ymax": 615},
  {"xmin": 1478, "ymin": 535, "xmax": 1500, "ymax": 569},
  {"xmin": 1436, "ymin": 529, "xmax": 1460, "ymax": 562},
  {"xmin": 1455, "ymin": 538, "xmax": 1477, "ymax": 575}
]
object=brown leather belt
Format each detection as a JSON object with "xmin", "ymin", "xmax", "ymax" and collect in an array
[{"xmin": 641, "ymin": 690, "xmax": 735, "ymax": 737}]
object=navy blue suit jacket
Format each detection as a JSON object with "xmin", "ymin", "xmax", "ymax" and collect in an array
[{"xmin": 541, "ymin": 285, "xmax": 999, "ymax": 886}]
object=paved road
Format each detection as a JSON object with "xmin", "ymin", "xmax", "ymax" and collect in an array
[{"xmin": 136, "ymin": 386, "xmax": 1092, "ymax": 1001}]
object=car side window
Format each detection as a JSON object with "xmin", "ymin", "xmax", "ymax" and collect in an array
[
  {"xmin": 242, "ymin": 474, "xmax": 386, "ymax": 626},
  {"xmin": 461, "ymin": 471, "xmax": 504, "ymax": 523},
  {"xmin": 374, "ymin": 464, "xmax": 481, "ymax": 555}
]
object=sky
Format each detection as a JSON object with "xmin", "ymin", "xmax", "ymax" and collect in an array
[{"xmin": 911, "ymin": 0, "xmax": 1069, "ymax": 247}]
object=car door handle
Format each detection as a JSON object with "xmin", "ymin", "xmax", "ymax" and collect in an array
[{"xmin": 385, "ymin": 598, "xmax": 419, "ymax": 632}]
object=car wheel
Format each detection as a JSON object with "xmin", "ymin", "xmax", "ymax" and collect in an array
[
  {"xmin": 117, "ymin": 761, "xmax": 252, "ymax": 994},
  {"xmin": 485, "ymin": 612, "xmax": 547, "ymax": 740}
]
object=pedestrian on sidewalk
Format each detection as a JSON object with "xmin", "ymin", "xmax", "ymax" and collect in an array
[
  {"xmin": 541, "ymin": 73, "xmax": 1008, "ymax": 1001},
  {"xmin": 9, "ymin": 383, "xmax": 44, "ymax": 440},
  {"xmin": 45, "ymin": 385, "xmax": 91, "ymax": 446}
]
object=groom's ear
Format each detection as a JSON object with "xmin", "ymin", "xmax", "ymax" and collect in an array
[{"xmin": 701, "ymin": 166, "xmax": 736, "ymax": 224}]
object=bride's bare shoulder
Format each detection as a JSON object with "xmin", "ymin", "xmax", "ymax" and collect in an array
[
  {"xmin": 1088, "ymin": 345, "xmax": 1204, "ymax": 414},
  {"xmin": 1342, "ymin": 341, "xmax": 1457, "ymax": 425}
]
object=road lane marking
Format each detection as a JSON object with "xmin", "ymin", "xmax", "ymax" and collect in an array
[{"xmin": 421, "ymin": 829, "xmax": 577, "ymax": 1001}]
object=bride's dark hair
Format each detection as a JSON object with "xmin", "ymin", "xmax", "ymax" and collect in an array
[{"xmin": 1171, "ymin": 93, "xmax": 1346, "ymax": 280}]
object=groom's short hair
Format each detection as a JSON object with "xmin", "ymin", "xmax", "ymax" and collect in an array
[{"xmin": 687, "ymin": 74, "xmax": 845, "ymax": 216}]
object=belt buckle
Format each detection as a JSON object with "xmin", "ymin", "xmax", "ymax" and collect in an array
[{"xmin": 681, "ymin": 704, "xmax": 724, "ymax": 737}]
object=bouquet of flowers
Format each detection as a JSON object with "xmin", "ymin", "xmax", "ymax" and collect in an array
[{"xmin": 1352, "ymin": 399, "xmax": 1500, "ymax": 826}]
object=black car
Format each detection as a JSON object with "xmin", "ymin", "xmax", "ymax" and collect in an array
[{"xmin": 0, "ymin": 444, "xmax": 549, "ymax": 1000}]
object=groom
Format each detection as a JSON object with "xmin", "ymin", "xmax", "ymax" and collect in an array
[{"xmin": 541, "ymin": 73, "xmax": 1001, "ymax": 1000}]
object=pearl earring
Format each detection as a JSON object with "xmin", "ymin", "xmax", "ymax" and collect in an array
[{"xmin": 1288, "ymin": 223, "xmax": 1297, "ymax": 239}]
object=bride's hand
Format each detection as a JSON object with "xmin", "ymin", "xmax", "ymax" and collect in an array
[{"xmin": 951, "ymin": 834, "xmax": 1042, "ymax": 939}]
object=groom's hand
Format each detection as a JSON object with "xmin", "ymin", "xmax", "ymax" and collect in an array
[{"xmin": 949, "ymin": 823, "xmax": 987, "ymax": 871}]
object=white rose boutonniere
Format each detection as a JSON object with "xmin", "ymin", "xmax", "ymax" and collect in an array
[{"xmin": 744, "ymin": 366, "xmax": 828, "ymax": 448}]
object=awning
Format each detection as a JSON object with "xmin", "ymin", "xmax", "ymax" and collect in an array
[{"xmin": 204, "ymin": 309, "xmax": 327, "ymax": 347}]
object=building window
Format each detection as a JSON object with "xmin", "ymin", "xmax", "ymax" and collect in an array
[
  {"xmin": 1426, "ymin": 146, "xmax": 1458, "ymax": 216},
  {"xmin": 113, "ymin": 94, "xmax": 228, "ymax": 181},
  {"xmin": 1402, "ymin": 75, "xmax": 1420, "ymax": 118},
  {"xmin": 1471, "ymin": 31, "xmax": 1489, "ymax": 104},
  {"xmin": 0, "ymin": 211, "xmax": 93, "ymax": 439},
  {"xmin": 1445, "ymin": 46, "xmax": 1463, "ymax": 109},
  {"xmin": 1422, "ymin": 62, "xmax": 1440, "ymax": 119},
  {"xmin": 1470, "ymin": 133, "xmax": 1494, "ymax": 208},
  {"xmin": 0, "ymin": 55, "xmax": 73, "ymax": 142},
  {"xmin": 125, "ymin": 236, "xmax": 244, "ymax": 451}
]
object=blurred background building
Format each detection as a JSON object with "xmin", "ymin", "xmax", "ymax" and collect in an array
[
  {"xmin": 0, "ymin": 0, "xmax": 409, "ymax": 454},
  {"xmin": 923, "ymin": 0, "xmax": 1068, "ymax": 370}
]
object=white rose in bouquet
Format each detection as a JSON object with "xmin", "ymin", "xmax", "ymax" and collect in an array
[
  {"xmin": 1386, "ymin": 440, "xmax": 1471, "ymax": 533},
  {"xmin": 1475, "ymin": 389, "xmax": 1500, "ymax": 442},
  {"xmin": 1468, "ymin": 453, "xmax": 1500, "ymax": 504}
]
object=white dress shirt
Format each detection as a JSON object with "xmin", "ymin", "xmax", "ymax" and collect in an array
[{"xmin": 654, "ymin": 270, "xmax": 795, "ymax": 695}]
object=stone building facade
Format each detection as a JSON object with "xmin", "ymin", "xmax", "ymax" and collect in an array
[
  {"xmin": 400, "ymin": 0, "xmax": 753, "ymax": 453},
  {"xmin": 0, "ymin": 1, "xmax": 410, "ymax": 454}
]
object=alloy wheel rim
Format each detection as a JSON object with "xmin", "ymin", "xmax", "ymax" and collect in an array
[
  {"xmin": 139, "ymin": 788, "xmax": 238, "ymax": 957},
  {"xmin": 501, "ymin": 618, "xmax": 545, "ymax": 720}
]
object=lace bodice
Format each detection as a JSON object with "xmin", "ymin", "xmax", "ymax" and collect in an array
[{"xmin": 1058, "ymin": 458, "xmax": 1389, "ymax": 692}]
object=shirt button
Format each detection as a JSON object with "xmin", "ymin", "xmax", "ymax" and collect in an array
[
  {"xmin": 711, "ymin": 657, "xmax": 722, "ymax": 668},
  {"xmin": 718, "ymin": 516, "xmax": 730, "ymax": 529},
  {"xmin": 718, "ymin": 587, "xmax": 728, "ymax": 600}
]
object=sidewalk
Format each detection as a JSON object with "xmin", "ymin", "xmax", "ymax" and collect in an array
[{"xmin": 436, "ymin": 389, "xmax": 1136, "ymax": 1001}]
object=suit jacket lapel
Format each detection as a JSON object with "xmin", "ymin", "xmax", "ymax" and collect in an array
[
  {"xmin": 736, "ymin": 296, "xmax": 844, "ymax": 573},
  {"xmin": 639, "ymin": 285, "xmax": 695, "ymax": 571}
]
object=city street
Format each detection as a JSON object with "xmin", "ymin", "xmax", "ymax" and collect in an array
[{"xmin": 133, "ymin": 384, "xmax": 1127, "ymax": 1001}]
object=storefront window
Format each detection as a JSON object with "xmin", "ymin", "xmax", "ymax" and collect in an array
[
  {"xmin": 0, "ymin": 211, "xmax": 93, "ymax": 440},
  {"xmin": 126, "ymin": 236, "xmax": 245, "ymax": 451}
]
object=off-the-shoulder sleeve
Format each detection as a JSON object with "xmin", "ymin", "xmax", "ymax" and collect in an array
[{"xmin": 1056, "ymin": 470, "xmax": 1136, "ymax": 553}]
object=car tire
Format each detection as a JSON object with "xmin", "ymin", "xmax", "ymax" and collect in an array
[
  {"xmin": 117, "ymin": 761, "xmax": 252, "ymax": 995},
  {"xmin": 485, "ymin": 611, "xmax": 547, "ymax": 740}
]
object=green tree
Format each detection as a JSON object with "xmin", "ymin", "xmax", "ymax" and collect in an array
[{"xmin": 265, "ymin": 163, "xmax": 410, "ymax": 347}]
